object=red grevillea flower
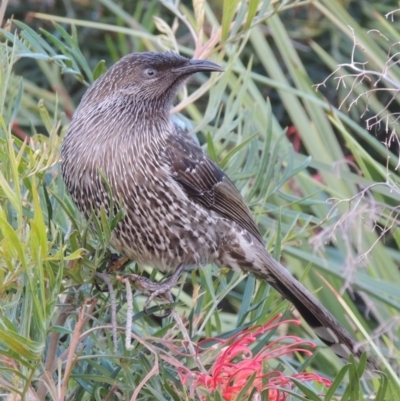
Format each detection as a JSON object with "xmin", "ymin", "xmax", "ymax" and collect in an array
[{"xmin": 180, "ymin": 315, "xmax": 331, "ymax": 401}]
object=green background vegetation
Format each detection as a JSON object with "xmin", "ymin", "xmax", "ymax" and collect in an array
[{"xmin": 1, "ymin": 0, "xmax": 400, "ymax": 399}]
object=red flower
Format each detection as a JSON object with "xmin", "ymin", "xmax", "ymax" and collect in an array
[{"xmin": 180, "ymin": 315, "xmax": 331, "ymax": 401}]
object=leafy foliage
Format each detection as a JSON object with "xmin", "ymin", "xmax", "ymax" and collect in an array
[{"xmin": 1, "ymin": 0, "xmax": 400, "ymax": 400}]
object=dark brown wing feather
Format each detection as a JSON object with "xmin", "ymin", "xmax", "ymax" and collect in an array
[{"xmin": 164, "ymin": 127, "xmax": 264, "ymax": 244}]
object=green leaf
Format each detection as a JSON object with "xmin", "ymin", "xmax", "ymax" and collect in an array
[
  {"xmin": 235, "ymin": 371, "xmax": 257, "ymax": 399},
  {"xmin": 291, "ymin": 378, "xmax": 324, "ymax": 401},
  {"xmin": 38, "ymin": 99, "xmax": 53, "ymax": 137},
  {"xmin": 221, "ymin": 0, "xmax": 241, "ymax": 41},
  {"xmin": 374, "ymin": 371, "xmax": 389, "ymax": 401},
  {"xmin": 0, "ymin": 212, "xmax": 26, "ymax": 269},
  {"xmin": 237, "ymin": 274, "xmax": 255, "ymax": 325},
  {"xmin": 206, "ymin": 131, "xmax": 218, "ymax": 162},
  {"xmin": 245, "ymin": 0, "xmax": 261, "ymax": 30},
  {"xmin": 93, "ymin": 59, "xmax": 107, "ymax": 80}
]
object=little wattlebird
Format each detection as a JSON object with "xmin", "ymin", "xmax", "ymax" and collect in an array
[{"xmin": 61, "ymin": 51, "xmax": 377, "ymax": 369}]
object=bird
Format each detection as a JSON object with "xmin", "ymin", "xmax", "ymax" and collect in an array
[{"xmin": 61, "ymin": 51, "xmax": 377, "ymax": 369}]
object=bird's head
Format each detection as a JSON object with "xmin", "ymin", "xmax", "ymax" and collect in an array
[{"xmin": 80, "ymin": 52, "xmax": 223, "ymax": 112}]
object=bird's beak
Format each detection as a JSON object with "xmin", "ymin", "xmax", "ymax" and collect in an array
[{"xmin": 172, "ymin": 59, "xmax": 224, "ymax": 74}]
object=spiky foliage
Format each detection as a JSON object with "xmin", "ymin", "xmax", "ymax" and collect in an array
[{"xmin": 0, "ymin": 0, "xmax": 399, "ymax": 400}]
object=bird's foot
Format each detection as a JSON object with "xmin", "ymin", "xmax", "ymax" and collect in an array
[
  {"xmin": 125, "ymin": 263, "xmax": 186, "ymax": 318},
  {"xmin": 106, "ymin": 254, "xmax": 131, "ymax": 272},
  {"xmin": 95, "ymin": 255, "xmax": 131, "ymax": 292}
]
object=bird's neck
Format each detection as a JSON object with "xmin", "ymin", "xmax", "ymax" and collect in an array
[{"xmin": 79, "ymin": 95, "xmax": 174, "ymax": 140}]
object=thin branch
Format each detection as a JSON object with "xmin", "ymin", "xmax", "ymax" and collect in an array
[
  {"xmin": 0, "ymin": 0, "xmax": 8, "ymax": 28},
  {"xmin": 37, "ymin": 294, "xmax": 74, "ymax": 401},
  {"xmin": 59, "ymin": 300, "xmax": 96, "ymax": 401},
  {"xmin": 96, "ymin": 272, "xmax": 118, "ymax": 353}
]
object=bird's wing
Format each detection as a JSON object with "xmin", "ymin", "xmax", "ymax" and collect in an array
[
  {"xmin": 164, "ymin": 128, "xmax": 264, "ymax": 244},
  {"xmin": 165, "ymin": 129, "xmax": 379, "ymax": 371}
]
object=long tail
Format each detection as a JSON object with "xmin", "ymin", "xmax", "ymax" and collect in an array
[{"xmin": 248, "ymin": 244, "xmax": 378, "ymax": 370}]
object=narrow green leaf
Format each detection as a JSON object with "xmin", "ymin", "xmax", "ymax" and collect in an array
[
  {"xmin": 193, "ymin": 0, "xmax": 205, "ymax": 32},
  {"xmin": 10, "ymin": 78, "xmax": 23, "ymax": 123},
  {"xmin": 13, "ymin": 20, "xmax": 57, "ymax": 55},
  {"xmin": 206, "ymin": 131, "xmax": 218, "ymax": 162},
  {"xmin": 31, "ymin": 178, "xmax": 48, "ymax": 259},
  {"xmin": 0, "ymin": 213, "xmax": 26, "ymax": 269},
  {"xmin": 290, "ymin": 378, "xmax": 324, "ymax": 401},
  {"xmin": 93, "ymin": 59, "xmax": 107, "ymax": 80},
  {"xmin": 237, "ymin": 274, "xmax": 255, "ymax": 325},
  {"xmin": 245, "ymin": 0, "xmax": 261, "ymax": 30},
  {"xmin": 39, "ymin": 28, "xmax": 69, "ymax": 57},
  {"xmin": 374, "ymin": 371, "xmax": 389, "ymax": 401},
  {"xmin": 235, "ymin": 371, "xmax": 257, "ymax": 399},
  {"xmin": 221, "ymin": 0, "xmax": 241, "ymax": 41},
  {"xmin": 220, "ymin": 133, "xmax": 258, "ymax": 169},
  {"xmin": 38, "ymin": 99, "xmax": 52, "ymax": 136}
]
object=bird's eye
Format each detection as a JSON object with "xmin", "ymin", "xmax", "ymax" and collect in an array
[{"xmin": 143, "ymin": 68, "xmax": 157, "ymax": 78}]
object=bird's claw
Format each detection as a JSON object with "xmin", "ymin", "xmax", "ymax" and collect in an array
[
  {"xmin": 126, "ymin": 263, "xmax": 186, "ymax": 318},
  {"xmin": 106, "ymin": 254, "xmax": 131, "ymax": 272}
]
